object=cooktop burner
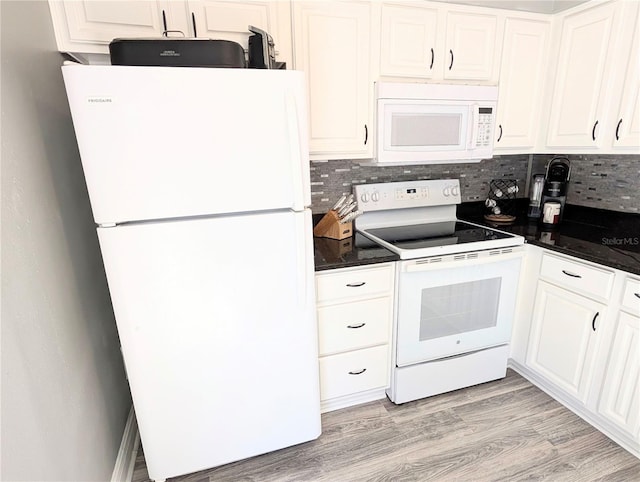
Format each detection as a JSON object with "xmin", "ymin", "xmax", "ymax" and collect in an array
[{"xmin": 364, "ymin": 220, "xmax": 514, "ymax": 250}]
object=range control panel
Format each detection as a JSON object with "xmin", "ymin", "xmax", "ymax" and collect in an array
[{"xmin": 354, "ymin": 179, "xmax": 461, "ymax": 213}]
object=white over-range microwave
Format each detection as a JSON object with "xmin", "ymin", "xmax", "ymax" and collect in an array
[{"xmin": 373, "ymin": 82, "xmax": 498, "ymax": 165}]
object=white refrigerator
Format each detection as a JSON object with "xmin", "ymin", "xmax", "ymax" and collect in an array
[{"xmin": 62, "ymin": 64, "xmax": 321, "ymax": 481}]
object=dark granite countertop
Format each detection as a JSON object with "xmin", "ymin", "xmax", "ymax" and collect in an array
[
  {"xmin": 313, "ymin": 203, "xmax": 640, "ymax": 275},
  {"xmin": 313, "ymin": 215, "xmax": 399, "ymax": 271},
  {"xmin": 458, "ymin": 201, "xmax": 640, "ymax": 276}
]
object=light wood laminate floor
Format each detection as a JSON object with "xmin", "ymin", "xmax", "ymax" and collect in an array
[{"xmin": 132, "ymin": 370, "xmax": 640, "ymax": 481}]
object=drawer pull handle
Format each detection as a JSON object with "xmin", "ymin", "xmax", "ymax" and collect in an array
[
  {"xmin": 592, "ymin": 312, "xmax": 599, "ymax": 331},
  {"xmin": 346, "ymin": 282, "xmax": 366, "ymax": 287},
  {"xmin": 562, "ymin": 270, "xmax": 582, "ymax": 278},
  {"xmin": 347, "ymin": 323, "xmax": 366, "ymax": 329},
  {"xmin": 348, "ymin": 368, "xmax": 367, "ymax": 375},
  {"xmin": 634, "ymin": 292, "xmax": 640, "ymax": 299}
]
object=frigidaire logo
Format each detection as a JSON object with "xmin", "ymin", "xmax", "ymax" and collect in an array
[
  {"xmin": 160, "ymin": 50, "xmax": 181, "ymax": 57},
  {"xmin": 87, "ymin": 97, "xmax": 113, "ymax": 103}
]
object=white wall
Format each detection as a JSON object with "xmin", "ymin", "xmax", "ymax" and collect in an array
[{"xmin": 1, "ymin": 2, "xmax": 132, "ymax": 480}]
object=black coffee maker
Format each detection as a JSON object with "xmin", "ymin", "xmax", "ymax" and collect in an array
[{"xmin": 540, "ymin": 157, "xmax": 571, "ymax": 225}]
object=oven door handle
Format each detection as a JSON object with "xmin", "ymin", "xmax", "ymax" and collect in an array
[{"xmin": 404, "ymin": 251, "xmax": 524, "ymax": 273}]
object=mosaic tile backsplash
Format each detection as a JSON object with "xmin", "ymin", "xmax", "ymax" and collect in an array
[
  {"xmin": 531, "ymin": 154, "xmax": 639, "ymax": 213},
  {"xmin": 309, "ymin": 154, "xmax": 639, "ymax": 214},
  {"xmin": 310, "ymin": 155, "xmax": 530, "ymax": 214}
]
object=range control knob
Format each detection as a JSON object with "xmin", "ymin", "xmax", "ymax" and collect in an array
[
  {"xmin": 451, "ymin": 185, "xmax": 460, "ymax": 197},
  {"xmin": 443, "ymin": 186, "xmax": 451, "ymax": 197},
  {"xmin": 360, "ymin": 192, "xmax": 370, "ymax": 203},
  {"xmin": 371, "ymin": 191, "xmax": 380, "ymax": 202}
]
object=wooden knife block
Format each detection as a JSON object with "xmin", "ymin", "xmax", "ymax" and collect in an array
[{"xmin": 313, "ymin": 210, "xmax": 353, "ymax": 240}]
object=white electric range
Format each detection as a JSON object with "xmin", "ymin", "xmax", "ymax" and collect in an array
[
  {"xmin": 354, "ymin": 180, "xmax": 525, "ymax": 404},
  {"xmin": 354, "ymin": 179, "xmax": 524, "ymax": 259}
]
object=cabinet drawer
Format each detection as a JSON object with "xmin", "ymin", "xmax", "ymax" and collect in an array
[
  {"xmin": 316, "ymin": 265, "xmax": 393, "ymax": 303},
  {"xmin": 539, "ymin": 253, "xmax": 614, "ymax": 299},
  {"xmin": 319, "ymin": 345, "xmax": 389, "ymax": 400},
  {"xmin": 318, "ymin": 297, "xmax": 391, "ymax": 355},
  {"xmin": 621, "ymin": 277, "xmax": 640, "ymax": 313}
]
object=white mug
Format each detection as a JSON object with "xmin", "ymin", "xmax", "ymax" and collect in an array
[{"xmin": 542, "ymin": 202, "xmax": 561, "ymax": 224}]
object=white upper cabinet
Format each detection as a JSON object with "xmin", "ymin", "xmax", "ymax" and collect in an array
[
  {"xmin": 48, "ymin": 1, "xmax": 187, "ymax": 54},
  {"xmin": 494, "ymin": 17, "xmax": 551, "ymax": 151},
  {"xmin": 292, "ymin": 1, "xmax": 373, "ymax": 160},
  {"xmin": 543, "ymin": 1, "xmax": 626, "ymax": 150},
  {"xmin": 443, "ymin": 9, "xmax": 501, "ymax": 82},
  {"xmin": 379, "ymin": 3, "xmax": 439, "ymax": 79},
  {"xmin": 48, "ymin": 1, "xmax": 290, "ymax": 65},
  {"xmin": 609, "ymin": 5, "xmax": 640, "ymax": 150},
  {"xmin": 188, "ymin": 1, "xmax": 292, "ymax": 67},
  {"xmin": 378, "ymin": 2, "xmax": 502, "ymax": 83}
]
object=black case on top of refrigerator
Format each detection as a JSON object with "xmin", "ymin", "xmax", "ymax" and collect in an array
[{"xmin": 109, "ymin": 38, "xmax": 246, "ymax": 68}]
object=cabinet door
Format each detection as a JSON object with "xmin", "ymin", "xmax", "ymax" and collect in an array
[
  {"xmin": 48, "ymin": 0, "xmax": 184, "ymax": 54},
  {"xmin": 526, "ymin": 281, "xmax": 605, "ymax": 404},
  {"xmin": 545, "ymin": 1, "xmax": 622, "ymax": 148},
  {"xmin": 293, "ymin": 1, "xmax": 372, "ymax": 159},
  {"xmin": 443, "ymin": 10, "xmax": 500, "ymax": 81},
  {"xmin": 188, "ymin": 0, "xmax": 291, "ymax": 66},
  {"xmin": 379, "ymin": 3, "xmax": 439, "ymax": 79},
  {"xmin": 494, "ymin": 18, "xmax": 550, "ymax": 151},
  {"xmin": 612, "ymin": 7, "xmax": 640, "ymax": 150},
  {"xmin": 598, "ymin": 311, "xmax": 640, "ymax": 440}
]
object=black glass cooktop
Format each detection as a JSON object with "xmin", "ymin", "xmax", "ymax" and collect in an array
[{"xmin": 363, "ymin": 221, "xmax": 514, "ymax": 250}]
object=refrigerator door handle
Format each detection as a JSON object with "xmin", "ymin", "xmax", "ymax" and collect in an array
[
  {"xmin": 285, "ymin": 92, "xmax": 309, "ymax": 211},
  {"xmin": 296, "ymin": 211, "xmax": 314, "ymax": 308}
]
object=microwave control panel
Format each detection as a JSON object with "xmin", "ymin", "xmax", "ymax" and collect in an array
[{"xmin": 476, "ymin": 107, "xmax": 494, "ymax": 147}]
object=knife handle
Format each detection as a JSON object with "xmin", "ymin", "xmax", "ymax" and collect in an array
[{"xmin": 332, "ymin": 195, "xmax": 347, "ymax": 211}]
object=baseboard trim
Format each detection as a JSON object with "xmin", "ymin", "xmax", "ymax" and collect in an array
[
  {"xmin": 321, "ymin": 388, "xmax": 387, "ymax": 413},
  {"xmin": 111, "ymin": 405, "xmax": 140, "ymax": 482}
]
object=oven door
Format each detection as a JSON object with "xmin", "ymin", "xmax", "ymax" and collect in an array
[{"xmin": 396, "ymin": 251, "xmax": 523, "ymax": 367}]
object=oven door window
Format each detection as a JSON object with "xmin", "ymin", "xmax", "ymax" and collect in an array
[
  {"xmin": 419, "ymin": 278, "xmax": 501, "ymax": 341},
  {"xmin": 396, "ymin": 256, "xmax": 522, "ymax": 367}
]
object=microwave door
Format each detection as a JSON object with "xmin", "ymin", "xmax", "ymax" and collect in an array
[
  {"xmin": 374, "ymin": 82, "xmax": 498, "ymax": 166},
  {"xmin": 380, "ymin": 100, "xmax": 472, "ymax": 163}
]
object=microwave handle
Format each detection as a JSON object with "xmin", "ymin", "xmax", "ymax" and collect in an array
[{"xmin": 469, "ymin": 104, "xmax": 479, "ymax": 149}]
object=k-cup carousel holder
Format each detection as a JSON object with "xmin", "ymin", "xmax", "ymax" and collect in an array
[{"xmin": 484, "ymin": 179, "xmax": 518, "ymax": 225}]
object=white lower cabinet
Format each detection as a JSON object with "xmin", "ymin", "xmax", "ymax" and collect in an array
[
  {"xmin": 319, "ymin": 345, "xmax": 389, "ymax": 400},
  {"xmin": 597, "ymin": 310, "xmax": 640, "ymax": 441},
  {"xmin": 516, "ymin": 249, "xmax": 639, "ymax": 457},
  {"xmin": 596, "ymin": 275, "xmax": 640, "ymax": 443},
  {"xmin": 526, "ymin": 280, "xmax": 605, "ymax": 404},
  {"xmin": 315, "ymin": 263, "xmax": 394, "ymax": 412}
]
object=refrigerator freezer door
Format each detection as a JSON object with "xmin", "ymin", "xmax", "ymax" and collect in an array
[
  {"xmin": 62, "ymin": 65, "xmax": 311, "ymax": 224},
  {"xmin": 97, "ymin": 210, "xmax": 319, "ymax": 480}
]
